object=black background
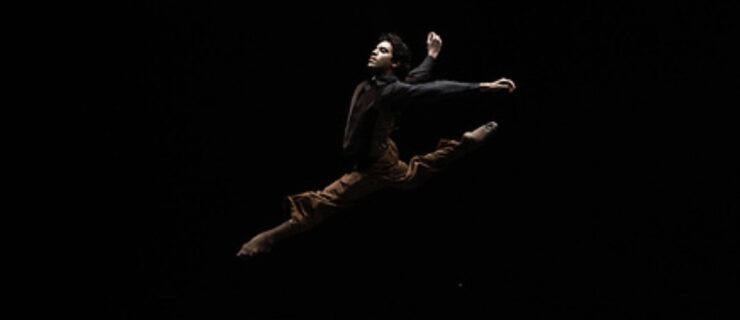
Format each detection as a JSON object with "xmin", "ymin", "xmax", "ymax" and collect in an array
[{"xmin": 90, "ymin": 2, "xmax": 737, "ymax": 319}]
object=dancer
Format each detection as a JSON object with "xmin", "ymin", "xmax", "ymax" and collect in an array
[{"xmin": 237, "ymin": 31, "xmax": 515, "ymax": 257}]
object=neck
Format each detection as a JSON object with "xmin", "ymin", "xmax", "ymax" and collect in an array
[{"xmin": 372, "ymin": 68, "xmax": 395, "ymax": 78}]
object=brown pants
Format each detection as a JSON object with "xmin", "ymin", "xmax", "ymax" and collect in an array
[{"xmin": 285, "ymin": 137, "xmax": 476, "ymax": 228}]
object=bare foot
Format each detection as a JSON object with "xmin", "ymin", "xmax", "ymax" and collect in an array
[
  {"xmin": 236, "ymin": 219, "xmax": 308, "ymax": 259},
  {"xmin": 462, "ymin": 121, "xmax": 498, "ymax": 144},
  {"xmin": 236, "ymin": 233, "xmax": 273, "ymax": 258}
]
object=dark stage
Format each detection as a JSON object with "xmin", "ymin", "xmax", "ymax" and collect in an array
[{"xmin": 92, "ymin": 3, "xmax": 737, "ymax": 319}]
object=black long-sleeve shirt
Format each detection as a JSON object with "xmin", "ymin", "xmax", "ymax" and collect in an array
[{"xmin": 342, "ymin": 56, "xmax": 481, "ymax": 166}]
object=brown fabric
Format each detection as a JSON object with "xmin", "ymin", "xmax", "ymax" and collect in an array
[{"xmin": 285, "ymin": 136, "xmax": 475, "ymax": 227}]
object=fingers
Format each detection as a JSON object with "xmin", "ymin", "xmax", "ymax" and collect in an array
[
  {"xmin": 427, "ymin": 31, "xmax": 441, "ymax": 45},
  {"xmin": 497, "ymin": 78, "xmax": 516, "ymax": 92}
]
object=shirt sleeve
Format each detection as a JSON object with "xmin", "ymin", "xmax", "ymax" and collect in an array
[
  {"xmin": 403, "ymin": 56, "xmax": 436, "ymax": 84},
  {"xmin": 386, "ymin": 80, "xmax": 481, "ymax": 105}
]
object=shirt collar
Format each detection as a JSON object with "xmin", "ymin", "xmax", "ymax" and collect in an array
[{"xmin": 371, "ymin": 74, "xmax": 398, "ymax": 87}]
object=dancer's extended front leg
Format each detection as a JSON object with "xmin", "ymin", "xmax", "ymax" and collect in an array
[{"xmin": 236, "ymin": 218, "xmax": 307, "ymax": 258}]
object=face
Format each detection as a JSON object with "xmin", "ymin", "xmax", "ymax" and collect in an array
[{"xmin": 367, "ymin": 41, "xmax": 396, "ymax": 71}]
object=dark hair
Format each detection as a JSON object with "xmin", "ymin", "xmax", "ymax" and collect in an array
[{"xmin": 378, "ymin": 33, "xmax": 411, "ymax": 77}]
